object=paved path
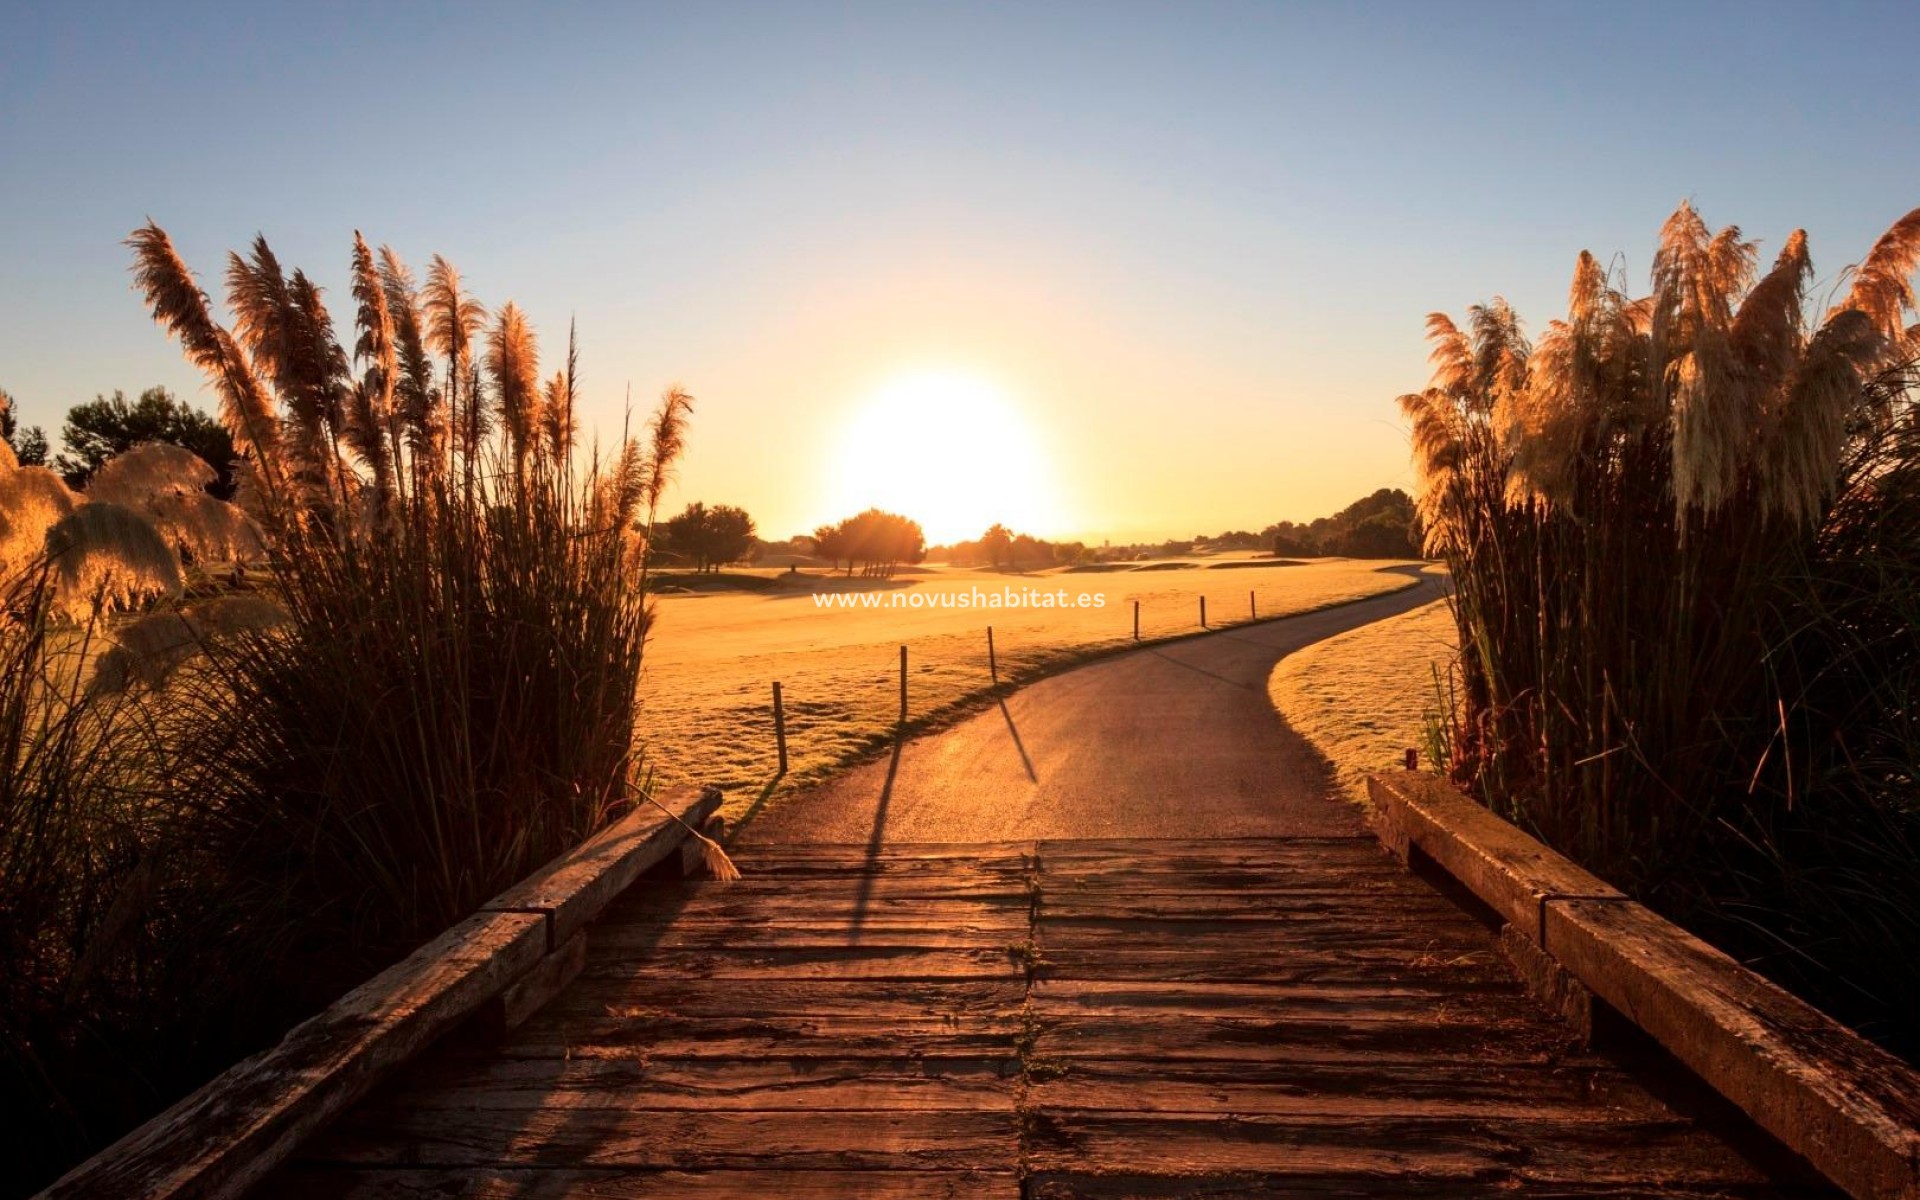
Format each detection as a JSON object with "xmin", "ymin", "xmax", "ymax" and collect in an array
[{"xmin": 741, "ymin": 564, "xmax": 1448, "ymax": 845}]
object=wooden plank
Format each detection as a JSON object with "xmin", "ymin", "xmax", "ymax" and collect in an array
[
  {"xmin": 1034, "ymin": 836, "xmax": 1378, "ymax": 858},
  {"xmin": 546, "ymin": 975, "xmax": 1027, "ymax": 1021},
  {"xmin": 1040, "ymin": 889, "xmax": 1467, "ymax": 919},
  {"xmin": 299, "ymin": 1108, "xmax": 1019, "ymax": 1171},
  {"xmin": 581, "ymin": 945, "xmax": 1026, "ymax": 981},
  {"xmin": 486, "ymin": 787, "xmax": 722, "ymax": 949},
  {"xmin": 272, "ymin": 1167, "xmax": 1019, "ymax": 1199},
  {"xmin": 471, "ymin": 928, "xmax": 589, "ymax": 1038},
  {"xmin": 495, "ymin": 978, "xmax": 1026, "ymax": 1060},
  {"xmin": 1366, "ymin": 771, "xmax": 1623, "ymax": 943},
  {"xmin": 42, "ymin": 911, "xmax": 547, "ymax": 1200},
  {"xmin": 1030, "ymin": 977, "xmax": 1528, "ymax": 1019},
  {"xmin": 1035, "ymin": 912, "xmax": 1498, "ymax": 947},
  {"xmin": 605, "ymin": 893, "xmax": 1031, "ymax": 925},
  {"xmin": 501, "ymin": 1015, "xmax": 1023, "ymax": 1062},
  {"xmin": 591, "ymin": 919, "xmax": 1025, "ymax": 953},
  {"xmin": 1029, "ymin": 1012, "xmax": 1584, "ymax": 1065},
  {"xmin": 1020, "ymin": 1111, "xmax": 1795, "ymax": 1190},
  {"xmin": 730, "ymin": 841, "xmax": 1033, "ymax": 861},
  {"xmin": 1026, "ymin": 1172, "xmax": 1810, "ymax": 1198},
  {"xmin": 330, "ymin": 1055, "xmax": 1018, "ymax": 1113},
  {"xmin": 1036, "ymin": 946, "xmax": 1508, "ymax": 985},
  {"xmin": 1026, "ymin": 1057, "xmax": 1677, "ymax": 1118},
  {"xmin": 1549, "ymin": 897, "xmax": 1920, "ymax": 1200}
]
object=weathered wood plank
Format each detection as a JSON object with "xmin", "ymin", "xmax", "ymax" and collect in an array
[
  {"xmin": 605, "ymin": 894, "xmax": 1031, "ymax": 926},
  {"xmin": 485, "ymin": 788, "xmax": 722, "ymax": 950},
  {"xmin": 591, "ymin": 919, "xmax": 1025, "ymax": 954},
  {"xmin": 1025, "ymin": 1172, "xmax": 1809, "ymax": 1198},
  {"xmin": 1020, "ymin": 1111, "xmax": 1797, "ymax": 1189},
  {"xmin": 1039, "ymin": 889, "xmax": 1467, "ymax": 919},
  {"xmin": 1026, "ymin": 1057, "xmax": 1677, "ymax": 1118},
  {"xmin": 1035, "ymin": 946, "xmax": 1509, "ymax": 985},
  {"xmin": 471, "ymin": 928, "xmax": 589, "ymax": 1038},
  {"xmin": 544, "ymin": 976, "xmax": 1027, "ymax": 1021},
  {"xmin": 1035, "ymin": 912, "xmax": 1499, "ymax": 947},
  {"xmin": 501, "ymin": 1016, "xmax": 1022, "ymax": 1062},
  {"xmin": 274, "ymin": 1167, "xmax": 1018, "ymax": 1199},
  {"xmin": 300, "ymin": 1108, "xmax": 1019, "ymax": 1171},
  {"xmin": 43, "ymin": 911, "xmax": 547, "ymax": 1200},
  {"xmin": 1028, "ymin": 1012, "xmax": 1584, "ymax": 1065},
  {"xmin": 1549, "ymin": 897, "xmax": 1920, "ymax": 1200},
  {"xmin": 580, "ymin": 945, "xmax": 1027, "ymax": 981},
  {"xmin": 331, "ymin": 1055, "xmax": 1018, "ymax": 1113},
  {"xmin": 1366, "ymin": 771, "xmax": 1624, "ymax": 943},
  {"xmin": 1029, "ymin": 978, "xmax": 1527, "ymax": 1018}
]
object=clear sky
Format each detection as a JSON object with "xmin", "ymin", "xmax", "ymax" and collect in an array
[{"xmin": 5, "ymin": 1, "xmax": 1918, "ymax": 543}]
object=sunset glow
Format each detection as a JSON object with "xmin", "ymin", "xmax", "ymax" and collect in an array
[{"xmin": 823, "ymin": 371, "xmax": 1064, "ymax": 545}]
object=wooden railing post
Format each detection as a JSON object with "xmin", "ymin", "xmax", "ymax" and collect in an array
[{"xmin": 772, "ymin": 681, "xmax": 788, "ymax": 776}]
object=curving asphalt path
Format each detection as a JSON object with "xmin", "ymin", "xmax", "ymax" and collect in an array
[{"xmin": 739, "ymin": 565, "xmax": 1448, "ymax": 846}]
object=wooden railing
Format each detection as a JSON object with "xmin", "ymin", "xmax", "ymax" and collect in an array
[
  {"xmin": 1369, "ymin": 771, "xmax": 1920, "ymax": 1200},
  {"xmin": 39, "ymin": 786, "xmax": 723, "ymax": 1200}
]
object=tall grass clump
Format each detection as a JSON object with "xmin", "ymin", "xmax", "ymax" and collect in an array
[
  {"xmin": 127, "ymin": 224, "xmax": 692, "ymax": 1001},
  {"xmin": 0, "ymin": 404, "xmax": 267, "ymax": 1187},
  {"xmin": 0, "ymin": 229, "xmax": 692, "ymax": 1193},
  {"xmin": 1404, "ymin": 202, "xmax": 1920, "ymax": 1053}
]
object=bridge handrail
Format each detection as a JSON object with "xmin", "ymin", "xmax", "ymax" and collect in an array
[{"xmin": 1369, "ymin": 771, "xmax": 1920, "ymax": 1200}]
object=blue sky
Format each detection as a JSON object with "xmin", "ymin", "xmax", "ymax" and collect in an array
[{"xmin": 5, "ymin": 1, "xmax": 1918, "ymax": 540}]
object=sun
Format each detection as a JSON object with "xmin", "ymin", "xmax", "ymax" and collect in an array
[{"xmin": 824, "ymin": 371, "xmax": 1062, "ymax": 546}]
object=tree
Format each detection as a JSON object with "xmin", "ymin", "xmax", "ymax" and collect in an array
[
  {"xmin": 661, "ymin": 502, "xmax": 757, "ymax": 572},
  {"xmin": 980, "ymin": 523, "xmax": 1012, "ymax": 569},
  {"xmin": 55, "ymin": 386, "xmax": 237, "ymax": 497},
  {"xmin": 817, "ymin": 508, "xmax": 924, "ymax": 577},
  {"xmin": 0, "ymin": 387, "xmax": 49, "ymax": 466}
]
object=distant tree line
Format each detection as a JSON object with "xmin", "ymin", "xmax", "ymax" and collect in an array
[
  {"xmin": 1260, "ymin": 488, "xmax": 1420, "ymax": 558},
  {"xmin": 995, "ymin": 488, "xmax": 1423, "ymax": 565},
  {"xmin": 657, "ymin": 501, "xmax": 756, "ymax": 572},
  {"xmin": 812, "ymin": 508, "xmax": 925, "ymax": 577},
  {"xmin": 928, "ymin": 522, "xmax": 1090, "ymax": 569},
  {"xmin": 0, "ymin": 384, "xmax": 236, "ymax": 496}
]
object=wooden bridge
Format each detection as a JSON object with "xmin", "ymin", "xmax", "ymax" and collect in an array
[
  {"xmin": 43, "ymin": 590, "xmax": 1920, "ymax": 1198},
  {"xmin": 256, "ymin": 830, "xmax": 1836, "ymax": 1198}
]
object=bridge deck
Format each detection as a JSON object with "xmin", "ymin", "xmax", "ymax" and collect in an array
[{"xmin": 268, "ymin": 836, "xmax": 1833, "ymax": 1197}]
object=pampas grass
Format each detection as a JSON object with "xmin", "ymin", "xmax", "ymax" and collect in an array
[
  {"xmin": 125, "ymin": 223, "xmax": 692, "ymax": 964},
  {"xmin": 1407, "ymin": 200, "xmax": 1920, "ymax": 1055},
  {"xmin": 43, "ymin": 503, "xmax": 185, "ymax": 619},
  {"xmin": 3, "ymin": 223, "xmax": 698, "ymax": 1191}
]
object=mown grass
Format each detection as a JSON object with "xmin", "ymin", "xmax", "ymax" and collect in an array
[
  {"xmin": 1268, "ymin": 594, "xmax": 1456, "ymax": 805},
  {"xmin": 637, "ymin": 558, "xmax": 1422, "ymax": 819}
]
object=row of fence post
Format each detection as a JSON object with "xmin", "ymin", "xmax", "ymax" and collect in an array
[{"xmin": 768, "ymin": 589, "xmax": 1281, "ymax": 773}]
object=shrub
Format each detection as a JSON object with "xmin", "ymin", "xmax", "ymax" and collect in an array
[
  {"xmin": 1403, "ymin": 202, "xmax": 1920, "ymax": 1053},
  {"xmin": 126, "ymin": 223, "xmax": 693, "ymax": 999}
]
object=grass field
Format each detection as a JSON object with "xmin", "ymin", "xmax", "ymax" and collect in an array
[
  {"xmin": 638, "ymin": 556, "xmax": 1420, "ymax": 812},
  {"xmin": 1268, "ymin": 593, "xmax": 1456, "ymax": 805}
]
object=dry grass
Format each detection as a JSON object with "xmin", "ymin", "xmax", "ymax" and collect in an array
[
  {"xmin": 638, "ymin": 556, "xmax": 1419, "ymax": 809},
  {"xmin": 1269, "ymin": 594, "xmax": 1456, "ymax": 805}
]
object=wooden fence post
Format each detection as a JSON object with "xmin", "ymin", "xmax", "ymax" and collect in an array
[
  {"xmin": 898, "ymin": 645, "xmax": 908, "ymax": 723},
  {"xmin": 1133, "ymin": 600, "xmax": 1140, "ymax": 641},
  {"xmin": 1200, "ymin": 596, "xmax": 1207, "ymax": 628},
  {"xmin": 987, "ymin": 626, "xmax": 998, "ymax": 684},
  {"xmin": 1250, "ymin": 590, "xmax": 1256, "ymax": 620},
  {"xmin": 772, "ymin": 681, "xmax": 788, "ymax": 776}
]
